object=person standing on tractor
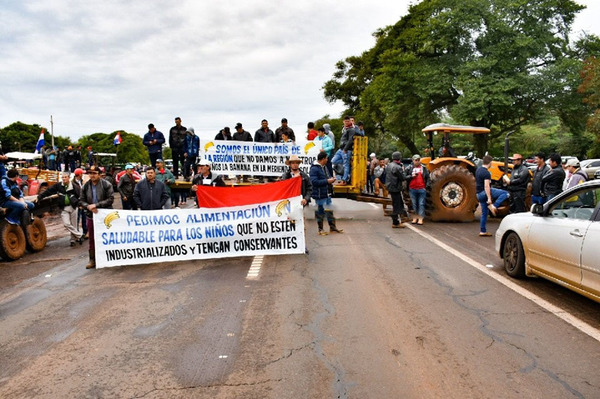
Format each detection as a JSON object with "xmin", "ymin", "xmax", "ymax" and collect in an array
[
  {"xmin": 143, "ymin": 123, "xmax": 166, "ymax": 168},
  {"xmin": 169, "ymin": 117, "xmax": 187, "ymax": 179},
  {"xmin": 386, "ymin": 151, "xmax": 407, "ymax": 229},
  {"xmin": 504, "ymin": 153, "xmax": 530, "ymax": 213},
  {"xmin": 476, "ymin": 155, "xmax": 509, "ymax": 236}
]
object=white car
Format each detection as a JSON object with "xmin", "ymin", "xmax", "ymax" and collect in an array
[{"xmin": 495, "ymin": 180, "xmax": 600, "ymax": 303}]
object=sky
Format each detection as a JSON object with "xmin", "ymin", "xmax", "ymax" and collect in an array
[{"xmin": 1, "ymin": 0, "xmax": 599, "ymax": 147}]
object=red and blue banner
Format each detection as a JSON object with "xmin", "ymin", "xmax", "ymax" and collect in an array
[{"xmin": 93, "ymin": 178, "xmax": 305, "ymax": 268}]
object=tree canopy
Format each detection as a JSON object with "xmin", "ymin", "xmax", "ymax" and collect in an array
[{"xmin": 323, "ymin": 0, "xmax": 600, "ymax": 156}]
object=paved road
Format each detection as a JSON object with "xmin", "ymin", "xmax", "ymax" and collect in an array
[{"xmin": 1, "ymin": 202, "xmax": 599, "ymax": 398}]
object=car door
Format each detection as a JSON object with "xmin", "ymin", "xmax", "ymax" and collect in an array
[
  {"xmin": 579, "ymin": 189, "xmax": 600, "ymax": 300},
  {"xmin": 526, "ymin": 186, "xmax": 597, "ymax": 287}
]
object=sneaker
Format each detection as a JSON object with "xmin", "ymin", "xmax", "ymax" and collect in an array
[
  {"xmin": 392, "ymin": 223, "xmax": 405, "ymax": 229},
  {"xmin": 479, "ymin": 232, "xmax": 492, "ymax": 237},
  {"xmin": 487, "ymin": 204, "xmax": 497, "ymax": 216},
  {"xmin": 318, "ymin": 230, "xmax": 329, "ymax": 236}
]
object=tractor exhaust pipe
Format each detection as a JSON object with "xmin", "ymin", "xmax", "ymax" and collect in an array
[{"xmin": 504, "ymin": 130, "xmax": 515, "ymax": 180}]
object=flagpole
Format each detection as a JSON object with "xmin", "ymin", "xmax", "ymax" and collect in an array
[{"xmin": 50, "ymin": 115, "xmax": 55, "ymax": 148}]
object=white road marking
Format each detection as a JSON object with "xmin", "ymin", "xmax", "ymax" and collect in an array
[
  {"xmin": 406, "ymin": 224, "xmax": 600, "ymax": 343},
  {"xmin": 246, "ymin": 255, "xmax": 264, "ymax": 279},
  {"xmin": 368, "ymin": 203, "xmax": 379, "ymax": 209}
]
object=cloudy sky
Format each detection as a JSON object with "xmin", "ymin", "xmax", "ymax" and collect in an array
[{"xmin": 1, "ymin": 0, "xmax": 599, "ymax": 146}]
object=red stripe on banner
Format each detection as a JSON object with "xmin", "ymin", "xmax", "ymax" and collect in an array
[{"xmin": 196, "ymin": 178, "xmax": 302, "ymax": 208}]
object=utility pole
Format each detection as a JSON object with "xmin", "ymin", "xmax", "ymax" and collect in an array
[{"xmin": 50, "ymin": 115, "xmax": 55, "ymax": 148}]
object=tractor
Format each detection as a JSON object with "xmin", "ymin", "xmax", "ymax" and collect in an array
[{"xmin": 420, "ymin": 123, "xmax": 508, "ymax": 222}]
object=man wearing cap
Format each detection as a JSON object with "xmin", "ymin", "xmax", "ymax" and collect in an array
[
  {"xmin": 281, "ymin": 155, "xmax": 312, "ymax": 206},
  {"xmin": 133, "ymin": 167, "xmax": 169, "ymax": 211},
  {"xmin": 80, "ymin": 165, "xmax": 114, "ymax": 269},
  {"xmin": 215, "ymin": 127, "xmax": 233, "ymax": 140},
  {"xmin": 276, "ymin": 118, "xmax": 296, "ymax": 142},
  {"xmin": 117, "ymin": 164, "xmax": 138, "ymax": 210},
  {"xmin": 405, "ymin": 154, "xmax": 429, "ymax": 224},
  {"xmin": 155, "ymin": 159, "xmax": 176, "ymax": 209},
  {"xmin": 385, "ymin": 151, "xmax": 407, "ymax": 228},
  {"xmin": 191, "ymin": 160, "xmax": 226, "ymax": 207},
  {"xmin": 565, "ymin": 158, "xmax": 588, "ymax": 189},
  {"xmin": 503, "ymin": 154, "xmax": 530, "ymax": 213},
  {"xmin": 169, "ymin": 117, "xmax": 187, "ymax": 178},
  {"xmin": 37, "ymin": 172, "xmax": 84, "ymax": 246},
  {"xmin": 143, "ymin": 123, "xmax": 166, "ymax": 168}
]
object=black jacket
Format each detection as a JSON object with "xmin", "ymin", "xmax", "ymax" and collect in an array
[
  {"xmin": 532, "ymin": 164, "xmax": 550, "ymax": 196},
  {"xmin": 541, "ymin": 165, "xmax": 566, "ymax": 196},
  {"xmin": 117, "ymin": 173, "xmax": 137, "ymax": 199},
  {"xmin": 80, "ymin": 178, "xmax": 114, "ymax": 217},
  {"xmin": 38, "ymin": 181, "xmax": 79, "ymax": 209},
  {"xmin": 133, "ymin": 179, "xmax": 169, "ymax": 210},
  {"xmin": 385, "ymin": 161, "xmax": 405, "ymax": 193},
  {"xmin": 508, "ymin": 163, "xmax": 530, "ymax": 193}
]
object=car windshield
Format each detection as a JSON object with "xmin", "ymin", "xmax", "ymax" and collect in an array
[{"xmin": 550, "ymin": 187, "xmax": 600, "ymax": 221}]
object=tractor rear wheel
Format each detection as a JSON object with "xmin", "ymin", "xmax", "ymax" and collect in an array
[
  {"xmin": 0, "ymin": 222, "xmax": 27, "ymax": 261},
  {"xmin": 427, "ymin": 165, "xmax": 477, "ymax": 222},
  {"xmin": 25, "ymin": 217, "xmax": 47, "ymax": 252}
]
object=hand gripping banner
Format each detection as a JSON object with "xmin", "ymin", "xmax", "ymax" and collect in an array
[{"xmin": 93, "ymin": 178, "xmax": 305, "ymax": 268}]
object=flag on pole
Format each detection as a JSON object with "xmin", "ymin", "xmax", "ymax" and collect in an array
[
  {"xmin": 113, "ymin": 131, "xmax": 122, "ymax": 145},
  {"xmin": 35, "ymin": 128, "xmax": 45, "ymax": 153}
]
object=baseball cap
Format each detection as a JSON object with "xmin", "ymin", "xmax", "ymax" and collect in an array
[
  {"xmin": 197, "ymin": 159, "xmax": 211, "ymax": 166},
  {"xmin": 566, "ymin": 158, "xmax": 580, "ymax": 167},
  {"xmin": 412, "ymin": 154, "xmax": 421, "ymax": 160},
  {"xmin": 125, "ymin": 164, "xmax": 134, "ymax": 170},
  {"xmin": 156, "ymin": 159, "xmax": 164, "ymax": 163},
  {"xmin": 74, "ymin": 168, "xmax": 84, "ymax": 176}
]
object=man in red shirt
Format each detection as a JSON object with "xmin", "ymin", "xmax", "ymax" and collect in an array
[{"xmin": 405, "ymin": 154, "xmax": 429, "ymax": 225}]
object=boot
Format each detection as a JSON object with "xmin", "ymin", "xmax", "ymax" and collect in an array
[
  {"xmin": 316, "ymin": 211, "xmax": 328, "ymax": 235},
  {"xmin": 86, "ymin": 250, "xmax": 96, "ymax": 269},
  {"xmin": 325, "ymin": 210, "xmax": 343, "ymax": 233}
]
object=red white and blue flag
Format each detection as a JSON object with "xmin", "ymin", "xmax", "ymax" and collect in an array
[
  {"xmin": 113, "ymin": 131, "xmax": 122, "ymax": 145},
  {"xmin": 34, "ymin": 128, "xmax": 45, "ymax": 153}
]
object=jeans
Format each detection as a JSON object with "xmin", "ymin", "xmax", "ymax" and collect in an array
[
  {"xmin": 531, "ymin": 195, "xmax": 546, "ymax": 205},
  {"xmin": 331, "ymin": 149, "xmax": 346, "ymax": 180},
  {"xmin": 477, "ymin": 188, "xmax": 509, "ymax": 233},
  {"xmin": 409, "ymin": 188, "xmax": 427, "ymax": 218},
  {"xmin": 3, "ymin": 200, "xmax": 34, "ymax": 223}
]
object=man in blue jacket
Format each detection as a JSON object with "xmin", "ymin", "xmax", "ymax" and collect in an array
[
  {"xmin": 1, "ymin": 169, "xmax": 35, "ymax": 225},
  {"xmin": 184, "ymin": 127, "xmax": 200, "ymax": 181},
  {"xmin": 310, "ymin": 152, "xmax": 343, "ymax": 235},
  {"xmin": 133, "ymin": 167, "xmax": 169, "ymax": 210},
  {"xmin": 143, "ymin": 124, "xmax": 166, "ymax": 168}
]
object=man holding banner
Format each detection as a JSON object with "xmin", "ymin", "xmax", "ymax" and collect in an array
[
  {"xmin": 80, "ymin": 165, "xmax": 114, "ymax": 269},
  {"xmin": 281, "ymin": 155, "xmax": 311, "ymax": 206}
]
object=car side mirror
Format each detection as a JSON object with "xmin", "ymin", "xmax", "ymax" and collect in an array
[{"xmin": 531, "ymin": 203, "xmax": 544, "ymax": 215}]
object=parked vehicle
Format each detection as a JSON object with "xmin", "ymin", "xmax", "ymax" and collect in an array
[
  {"xmin": 495, "ymin": 180, "xmax": 600, "ymax": 303},
  {"xmin": 580, "ymin": 159, "xmax": 600, "ymax": 180}
]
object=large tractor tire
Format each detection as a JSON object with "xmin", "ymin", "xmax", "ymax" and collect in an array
[
  {"xmin": 0, "ymin": 222, "xmax": 27, "ymax": 261},
  {"xmin": 25, "ymin": 217, "xmax": 47, "ymax": 252},
  {"xmin": 427, "ymin": 165, "xmax": 478, "ymax": 222}
]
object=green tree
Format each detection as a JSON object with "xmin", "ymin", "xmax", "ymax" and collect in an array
[
  {"xmin": 78, "ymin": 131, "xmax": 149, "ymax": 166},
  {"xmin": 323, "ymin": 0, "xmax": 598, "ymax": 156},
  {"xmin": 0, "ymin": 121, "xmax": 72, "ymax": 153},
  {"xmin": 579, "ymin": 56, "xmax": 600, "ymax": 157}
]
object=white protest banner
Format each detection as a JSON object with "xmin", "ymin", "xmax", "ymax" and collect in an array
[
  {"xmin": 201, "ymin": 140, "xmax": 322, "ymax": 176},
  {"xmin": 93, "ymin": 179, "xmax": 306, "ymax": 268}
]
